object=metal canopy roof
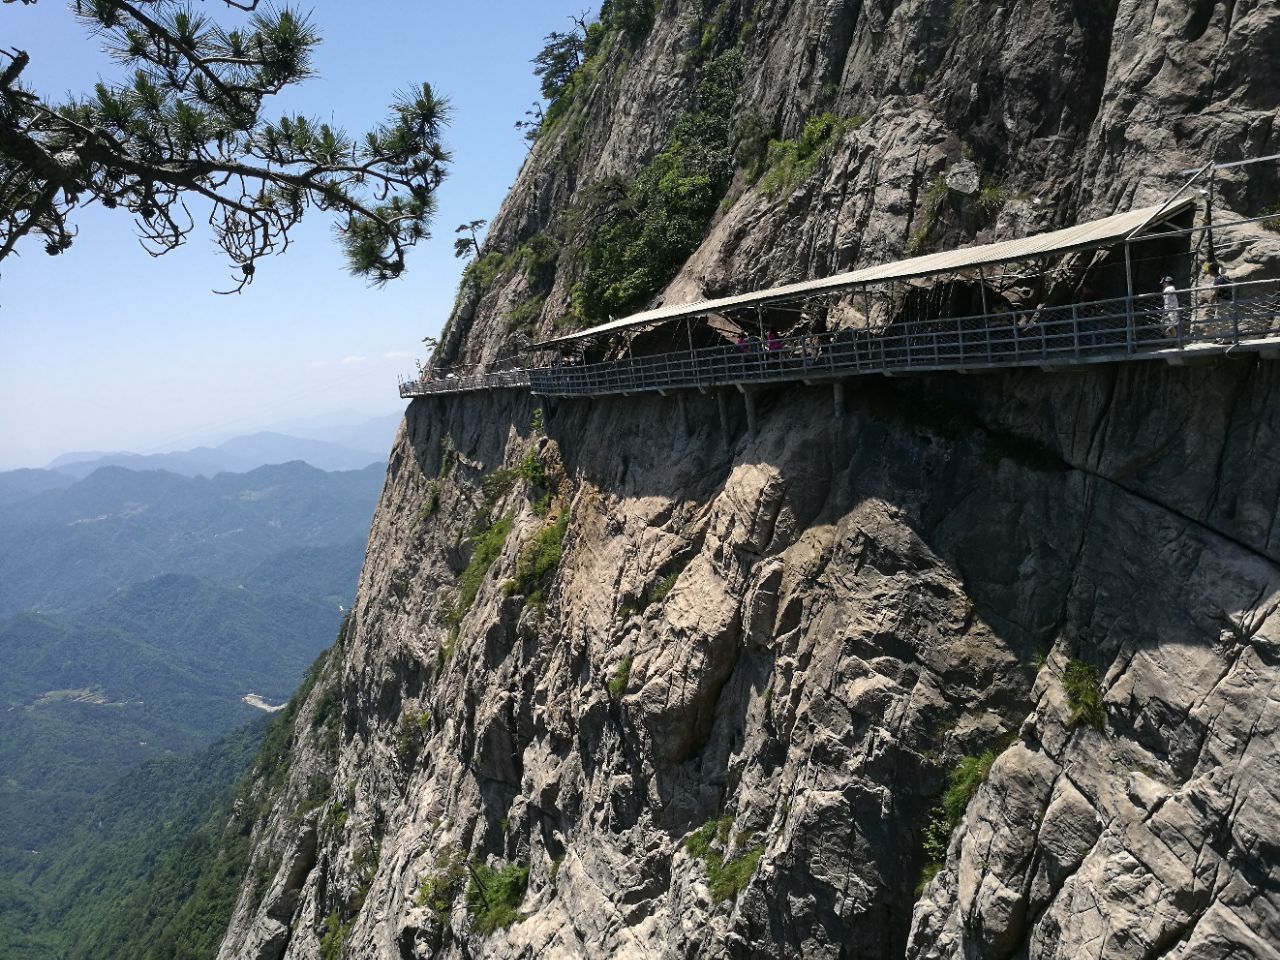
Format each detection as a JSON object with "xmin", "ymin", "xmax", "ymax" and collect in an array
[{"xmin": 531, "ymin": 197, "xmax": 1197, "ymax": 349}]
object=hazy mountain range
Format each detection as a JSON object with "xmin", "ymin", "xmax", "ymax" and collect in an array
[
  {"xmin": 0, "ymin": 460, "xmax": 384, "ymax": 616},
  {"xmin": 0, "ymin": 454, "xmax": 384, "ymax": 872},
  {"xmin": 44, "ymin": 411, "xmax": 401, "ymax": 479}
]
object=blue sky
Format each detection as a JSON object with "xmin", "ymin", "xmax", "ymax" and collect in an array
[{"xmin": 0, "ymin": 0, "xmax": 587, "ymax": 469}]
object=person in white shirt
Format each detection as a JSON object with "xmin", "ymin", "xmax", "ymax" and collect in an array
[{"xmin": 1161, "ymin": 276, "xmax": 1180, "ymax": 340}]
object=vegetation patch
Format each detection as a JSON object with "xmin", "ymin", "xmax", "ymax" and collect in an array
[
  {"xmin": 395, "ymin": 709, "xmax": 432, "ymax": 762},
  {"xmin": 478, "ymin": 470, "xmax": 518, "ymax": 517},
  {"xmin": 975, "ymin": 183, "xmax": 1008, "ymax": 222},
  {"xmin": 316, "ymin": 816, "xmax": 381, "ymax": 958},
  {"xmin": 473, "ymin": 452, "xmax": 553, "ymax": 531},
  {"xmin": 420, "ymin": 481, "xmax": 442, "ymax": 521},
  {"xmin": 504, "ymin": 511, "xmax": 570, "ymax": 605},
  {"xmin": 321, "ymin": 796, "xmax": 349, "ymax": 837},
  {"xmin": 1263, "ymin": 202, "xmax": 1280, "ymax": 232},
  {"xmin": 537, "ymin": 0, "xmax": 658, "ymax": 138},
  {"xmin": 462, "ymin": 250, "xmax": 511, "ymax": 295},
  {"xmin": 907, "ymin": 174, "xmax": 950, "ymax": 256},
  {"xmin": 466, "ymin": 861, "xmax": 529, "ymax": 935},
  {"xmin": 1063, "ymin": 659, "xmax": 1106, "ymax": 730},
  {"xmin": 601, "ymin": 0, "xmax": 660, "ymax": 43},
  {"xmin": 631, "ymin": 554, "xmax": 692, "ymax": 611},
  {"xmin": 517, "ymin": 449, "xmax": 548, "ymax": 488},
  {"xmin": 572, "ymin": 51, "xmax": 742, "ymax": 324},
  {"xmin": 503, "ymin": 294, "xmax": 547, "ymax": 334},
  {"xmin": 649, "ymin": 570, "xmax": 680, "ymax": 604},
  {"xmin": 733, "ymin": 110, "xmax": 773, "ymax": 179},
  {"xmin": 756, "ymin": 112, "xmax": 864, "ymax": 199},
  {"xmin": 449, "ymin": 515, "xmax": 514, "ymax": 625},
  {"xmin": 683, "ymin": 816, "xmax": 763, "ymax": 903},
  {"xmin": 252, "ymin": 639, "xmax": 339, "ymax": 800},
  {"xmin": 318, "ymin": 910, "xmax": 354, "ymax": 960},
  {"xmin": 607, "ymin": 656, "xmax": 633, "ymax": 698},
  {"xmin": 416, "ymin": 847, "xmax": 466, "ymax": 939},
  {"xmin": 460, "ymin": 234, "xmax": 559, "ymax": 299},
  {"xmin": 918, "ymin": 745, "xmax": 1004, "ymax": 890},
  {"xmin": 437, "ymin": 436, "xmax": 455, "ymax": 480}
]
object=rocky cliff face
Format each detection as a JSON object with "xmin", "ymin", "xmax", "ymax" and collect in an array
[{"xmin": 217, "ymin": 2, "xmax": 1279, "ymax": 958}]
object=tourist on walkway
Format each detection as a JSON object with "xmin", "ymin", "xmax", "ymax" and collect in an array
[
  {"xmin": 1161, "ymin": 276, "xmax": 1180, "ymax": 340},
  {"xmin": 766, "ymin": 329, "xmax": 782, "ymax": 372},
  {"xmin": 1207, "ymin": 262, "xmax": 1231, "ymax": 325}
]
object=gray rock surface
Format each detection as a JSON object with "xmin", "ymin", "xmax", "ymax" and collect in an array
[{"xmin": 217, "ymin": 1, "xmax": 1279, "ymax": 958}]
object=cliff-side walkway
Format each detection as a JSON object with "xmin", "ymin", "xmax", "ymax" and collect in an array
[{"xmin": 399, "ymin": 283, "xmax": 1280, "ymax": 400}]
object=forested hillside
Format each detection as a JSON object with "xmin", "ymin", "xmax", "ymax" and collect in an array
[
  {"xmin": 0, "ymin": 460, "xmax": 382, "ymax": 615},
  {"xmin": 0, "ymin": 459, "xmax": 384, "ymax": 897},
  {"xmin": 0, "ymin": 574, "xmax": 343, "ymax": 865}
]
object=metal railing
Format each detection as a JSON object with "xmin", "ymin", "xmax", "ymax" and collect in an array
[
  {"xmin": 399, "ymin": 367, "xmax": 530, "ymax": 397},
  {"xmin": 399, "ymin": 281, "xmax": 1280, "ymax": 399}
]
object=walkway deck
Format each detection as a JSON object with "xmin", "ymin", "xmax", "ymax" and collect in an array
[{"xmin": 399, "ymin": 285, "xmax": 1280, "ymax": 400}]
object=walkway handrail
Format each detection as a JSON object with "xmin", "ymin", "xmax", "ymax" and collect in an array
[{"xmin": 399, "ymin": 280, "xmax": 1280, "ymax": 399}]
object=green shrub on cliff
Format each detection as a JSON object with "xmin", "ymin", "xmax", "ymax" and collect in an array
[
  {"xmin": 574, "ymin": 52, "xmax": 742, "ymax": 323},
  {"xmin": 1063, "ymin": 659, "xmax": 1106, "ymax": 730},
  {"xmin": 607, "ymin": 656, "xmax": 633, "ymax": 697},
  {"xmin": 416, "ymin": 847, "xmax": 466, "ymax": 941},
  {"xmin": 451, "ymin": 516, "xmax": 514, "ymax": 624},
  {"xmin": 756, "ymin": 112, "xmax": 864, "ymax": 198},
  {"xmin": 918, "ymin": 746, "xmax": 1002, "ymax": 890},
  {"xmin": 318, "ymin": 911, "xmax": 353, "ymax": 960},
  {"xmin": 504, "ymin": 512, "xmax": 570, "ymax": 605},
  {"xmin": 466, "ymin": 861, "xmax": 529, "ymax": 935},
  {"xmin": 907, "ymin": 174, "xmax": 950, "ymax": 256},
  {"xmin": 684, "ymin": 815, "xmax": 763, "ymax": 903},
  {"xmin": 649, "ymin": 570, "xmax": 679, "ymax": 604}
]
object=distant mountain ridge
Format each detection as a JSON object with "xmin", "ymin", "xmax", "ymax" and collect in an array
[
  {"xmin": 0, "ymin": 459, "xmax": 384, "ymax": 616},
  {"xmin": 0, "ymin": 468, "xmax": 74, "ymax": 505},
  {"xmin": 0, "ymin": 455, "xmax": 382, "ymax": 874},
  {"xmin": 48, "ymin": 428, "xmax": 386, "ymax": 478}
]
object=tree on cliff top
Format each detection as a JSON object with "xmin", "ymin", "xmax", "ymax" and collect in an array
[{"xmin": 0, "ymin": 0, "xmax": 450, "ymax": 291}]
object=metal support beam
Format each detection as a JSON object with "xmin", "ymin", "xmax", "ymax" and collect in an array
[
  {"xmin": 717, "ymin": 391, "xmax": 730, "ymax": 437},
  {"xmin": 833, "ymin": 381, "xmax": 844, "ymax": 416},
  {"xmin": 1123, "ymin": 241, "xmax": 1136, "ymax": 355},
  {"xmin": 742, "ymin": 389, "xmax": 758, "ymax": 434}
]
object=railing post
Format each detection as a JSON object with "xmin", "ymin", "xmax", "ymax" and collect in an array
[
  {"xmin": 1232, "ymin": 296, "xmax": 1241, "ymax": 344},
  {"xmin": 1072, "ymin": 305, "xmax": 1080, "ymax": 359}
]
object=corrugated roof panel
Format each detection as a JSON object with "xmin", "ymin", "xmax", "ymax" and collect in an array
[{"xmin": 531, "ymin": 198, "xmax": 1196, "ymax": 349}]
